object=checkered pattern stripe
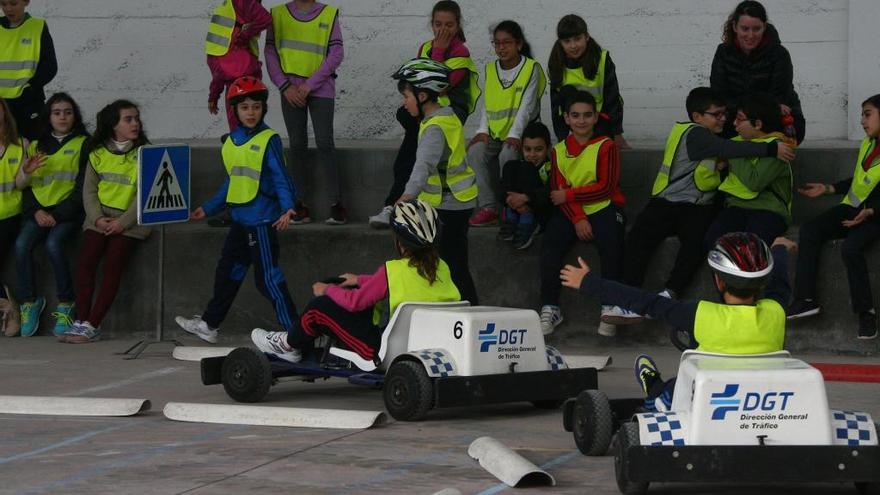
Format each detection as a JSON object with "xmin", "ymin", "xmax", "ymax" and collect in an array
[
  {"xmin": 637, "ymin": 412, "xmax": 687, "ymax": 446},
  {"xmin": 831, "ymin": 410, "xmax": 877, "ymax": 446},
  {"xmin": 544, "ymin": 345, "xmax": 568, "ymax": 370},
  {"xmin": 414, "ymin": 349, "xmax": 456, "ymax": 377}
]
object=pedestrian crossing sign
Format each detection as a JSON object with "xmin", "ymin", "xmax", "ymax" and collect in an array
[{"xmin": 137, "ymin": 144, "xmax": 190, "ymax": 225}]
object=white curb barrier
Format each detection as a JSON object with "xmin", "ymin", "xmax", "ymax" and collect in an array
[
  {"xmin": 163, "ymin": 402, "xmax": 388, "ymax": 429},
  {"xmin": 563, "ymin": 355, "xmax": 612, "ymax": 370},
  {"xmin": 172, "ymin": 346, "xmax": 235, "ymax": 362},
  {"xmin": 0, "ymin": 396, "xmax": 151, "ymax": 416},
  {"xmin": 431, "ymin": 489, "xmax": 462, "ymax": 495},
  {"xmin": 467, "ymin": 436, "xmax": 555, "ymax": 487}
]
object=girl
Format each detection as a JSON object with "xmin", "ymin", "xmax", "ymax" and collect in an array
[
  {"xmin": 0, "ymin": 98, "xmax": 24, "ymax": 335},
  {"xmin": 60, "ymin": 100, "xmax": 151, "ymax": 343},
  {"xmin": 14, "ymin": 92, "xmax": 89, "ymax": 337},
  {"xmin": 369, "ymin": 0, "xmax": 480, "ymax": 228},
  {"xmin": 548, "ymin": 14, "xmax": 627, "ymax": 149},
  {"xmin": 468, "ymin": 20, "xmax": 546, "ymax": 227},
  {"xmin": 787, "ymin": 94, "xmax": 880, "ymax": 340},
  {"xmin": 252, "ymin": 199, "xmax": 461, "ymax": 364}
]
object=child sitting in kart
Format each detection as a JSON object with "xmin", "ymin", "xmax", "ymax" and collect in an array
[
  {"xmin": 560, "ymin": 232, "xmax": 796, "ymax": 411},
  {"xmin": 252, "ymin": 199, "xmax": 461, "ymax": 363}
]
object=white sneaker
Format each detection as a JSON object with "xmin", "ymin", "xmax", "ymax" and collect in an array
[
  {"xmin": 251, "ymin": 328, "xmax": 302, "ymax": 363},
  {"xmin": 600, "ymin": 305, "xmax": 645, "ymax": 325},
  {"xmin": 540, "ymin": 305, "xmax": 563, "ymax": 335},
  {"xmin": 369, "ymin": 205, "xmax": 393, "ymax": 229},
  {"xmin": 598, "ymin": 321, "xmax": 617, "ymax": 337},
  {"xmin": 175, "ymin": 315, "xmax": 218, "ymax": 344}
]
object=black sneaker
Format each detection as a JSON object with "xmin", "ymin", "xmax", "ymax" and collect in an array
[
  {"xmin": 291, "ymin": 202, "xmax": 312, "ymax": 225},
  {"xmin": 325, "ymin": 202, "xmax": 348, "ymax": 225},
  {"xmin": 786, "ymin": 299, "xmax": 820, "ymax": 320},
  {"xmin": 859, "ymin": 311, "xmax": 878, "ymax": 340},
  {"xmin": 513, "ymin": 221, "xmax": 539, "ymax": 250}
]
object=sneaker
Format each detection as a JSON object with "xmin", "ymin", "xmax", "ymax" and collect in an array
[
  {"xmin": 600, "ymin": 305, "xmax": 644, "ymax": 325},
  {"xmin": 858, "ymin": 310, "xmax": 878, "ymax": 340},
  {"xmin": 786, "ymin": 299, "xmax": 821, "ymax": 320},
  {"xmin": 325, "ymin": 202, "xmax": 348, "ymax": 225},
  {"xmin": 175, "ymin": 315, "xmax": 218, "ymax": 344},
  {"xmin": 597, "ymin": 321, "xmax": 617, "ymax": 337},
  {"xmin": 634, "ymin": 354, "xmax": 662, "ymax": 395},
  {"xmin": 469, "ymin": 207, "xmax": 498, "ymax": 227},
  {"xmin": 645, "ymin": 290, "xmax": 675, "ymax": 320},
  {"xmin": 369, "ymin": 205, "xmax": 393, "ymax": 229},
  {"xmin": 539, "ymin": 305, "xmax": 563, "ymax": 335},
  {"xmin": 57, "ymin": 320, "xmax": 80, "ymax": 343},
  {"xmin": 513, "ymin": 221, "xmax": 539, "ymax": 250},
  {"xmin": 0, "ymin": 286, "xmax": 20, "ymax": 337},
  {"xmin": 251, "ymin": 328, "xmax": 302, "ymax": 363},
  {"xmin": 51, "ymin": 302, "xmax": 75, "ymax": 336},
  {"xmin": 19, "ymin": 297, "xmax": 45, "ymax": 337},
  {"xmin": 497, "ymin": 211, "xmax": 517, "ymax": 241},
  {"xmin": 291, "ymin": 202, "xmax": 312, "ymax": 225},
  {"xmin": 65, "ymin": 321, "xmax": 100, "ymax": 344}
]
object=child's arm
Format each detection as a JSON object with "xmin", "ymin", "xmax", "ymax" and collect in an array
[
  {"xmin": 549, "ymin": 85, "xmax": 569, "ymax": 142},
  {"xmin": 263, "ymin": 134, "xmax": 296, "ymax": 212},
  {"xmin": 507, "ymin": 68, "xmax": 541, "ymax": 140},
  {"xmin": 325, "ymin": 265, "xmax": 389, "ymax": 313},
  {"xmin": 234, "ymin": 0, "xmax": 272, "ymax": 44},
  {"xmin": 82, "ymin": 162, "xmax": 103, "ymax": 228},
  {"xmin": 686, "ymin": 126, "xmax": 778, "ymax": 161},
  {"xmin": 565, "ymin": 139, "xmax": 620, "ymax": 203},
  {"xmin": 304, "ymin": 11, "xmax": 344, "ymax": 94},
  {"xmin": 263, "ymin": 23, "xmax": 289, "ymax": 91},
  {"xmin": 31, "ymin": 23, "xmax": 57, "ymax": 90},
  {"xmin": 601, "ymin": 54, "xmax": 624, "ymax": 136},
  {"xmin": 549, "ymin": 148, "xmax": 586, "ymax": 224},
  {"xmin": 427, "ymin": 41, "xmax": 468, "ymax": 88},
  {"xmin": 728, "ymin": 155, "xmax": 788, "ymax": 193},
  {"xmin": 402, "ymin": 125, "xmax": 445, "ymax": 199}
]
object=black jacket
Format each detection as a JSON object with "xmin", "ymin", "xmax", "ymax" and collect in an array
[{"xmin": 550, "ymin": 52, "xmax": 624, "ymax": 141}]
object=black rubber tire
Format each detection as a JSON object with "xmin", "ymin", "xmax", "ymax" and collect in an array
[
  {"xmin": 221, "ymin": 347, "xmax": 272, "ymax": 403},
  {"xmin": 383, "ymin": 360, "xmax": 434, "ymax": 421},
  {"xmin": 532, "ymin": 399, "xmax": 565, "ymax": 410},
  {"xmin": 615, "ymin": 422, "xmax": 649, "ymax": 495},
  {"xmin": 856, "ymin": 482, "xmax": 880, "ymax": 495},
  {"xmin": 572, "ymin": 389, "xmax": 614, "ymax": 456}
]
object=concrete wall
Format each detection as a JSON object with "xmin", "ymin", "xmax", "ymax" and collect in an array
[{"xmin": 32, "ymin": 0, "xmax": 859, "ymax": 142}]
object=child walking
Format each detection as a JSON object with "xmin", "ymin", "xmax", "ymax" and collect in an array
[
  {"xmin": 0, "ymin": 98, "xmax": 25, "ymax": 336},
  {"xmin": 498, "ymin": 121, "xmax": 552, "ymax": 250}
]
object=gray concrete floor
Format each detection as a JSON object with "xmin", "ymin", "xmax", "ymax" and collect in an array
[{"xmin": 1, "ymin": 335, "xmax": 878, "ymax": 495}]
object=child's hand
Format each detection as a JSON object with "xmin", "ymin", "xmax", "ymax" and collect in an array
[
  {"xmin": 95, "ymin": 217, "xmax": 111, "ymax": 230},
  {"xmin": 104, "ymin": 219, "xmax": 124, "ymax": 236},
  {"xmin": 312, "ymin": 282, "xmax": 328, "ymax": 297},
  {"xmin": 506, "ymin": 191, "xmax": 528, "ymax": 209},
  {"xmin": 283, "ymin": 86, "xmax": 306, "ymax": 108},
  {"xmin": 574, "ymin": 218, "xmax": 593, "ymax": 241},
  {"xmin": 560, "ymin": 256, "xmax": 591, "ymax": 289},
  {"xmin": 433, "ymin": 27, "xmax": 454, "ymax": 50},
  {"xmin": 776, "ymin": 142, "xmax": 796, "ymax": 163},
  {"xmin": 843, "ymin": 208, "xmax": 874, "ymax": 228},
  {"xmin": 34, "ymin": 209, "xmax": 55, "ymax": 227},
  {"xmin": 208, "ymin": 101, "xmax": 218, "ymax": 115},
  {"xmin": 272, "ymin": 208, "xmax": 295, "ymax": 231},
  {"xmin": 468, "ymin": 133, "xmax": 489, "ymax": 149},
  {"xmin": 550, "ymin": 188, "xmax": 568, "ymax": 206},
  {"xmin": 395, "ymin": 193, "xmax": 415, "ymax": 205},
  {"xmin": 190, "ymin": 207, "xmax": 206, "ymax": 221},
  {"xmin": 780, "ymin": 104, "xmax": 792, "ymax": 116},
  {"xmin": 338, "ymin": 273, "xmax": 358, "ymax": 287},
  {"xmin": 772, "ymin": 236, "xmax": 797, "ymax": 253},
  {"xmin": 23, "ymin": 153, "xmax": 47, "ymax": 174},
  {"xmin": 715, "ymin": 159, "xmax": 728, "ymax": 171},
  {"xmin": 504, "ymin": 137, "xmax": 521, "ymax": 152},
  {"xmin": 798, "ymin": 183, "xmax": 829, "ymax": 198}
]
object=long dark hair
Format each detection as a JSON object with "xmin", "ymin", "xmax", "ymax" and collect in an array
[
  {"xmin": 36, "ymin": 92, "xmax": 89, "ymax": 152},
  {"xmin": 89, "ymin": 100, "xmax": 149, "ymax": 152},
  {"xmin": 722, "ymin": 0, "xmax": 768, "ymax": 45},
  {"xmin": 0, "ymin": 98, "xmax": 19, "ymax": 146},
  {"xmin": 863, "ymin": 94, "xmax": 880, "ymax": 111},
  {"xmin": 431, "ymin": 1, "xmax": 466, "ymax": 42},
  {"xmin": 548, "ymin": 14, "xmax": 603, "ymax": 89},
  {"xmin": 493, "ymin": 20, "xmax": 532, "ymax": 59},
  {"xmin": 395, "ymin": 236, "xmax": 441, "ymax": 285}
]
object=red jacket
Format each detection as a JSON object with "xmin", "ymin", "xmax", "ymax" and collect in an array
[{"xmin": 550, "ymin": 134, "xmax": 625, "ymax": 224}]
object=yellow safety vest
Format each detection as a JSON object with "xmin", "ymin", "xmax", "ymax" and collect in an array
[
  {"xmin": 842, "ymin": 138, "xmax": 880, "ymax": 208},
  {"xmin": 271, "ymin": 3, "xmax": 337, "ymax": 78},
  {"xmin": 372, "ymin": 258, "xmax": 461, "ymax": 326},
  {"xmin": 538, "ymin": 160, "xmax": 551, "ymax": 185},
  {"xmin": 0, "ymin": 16, "xmax": 44, "ymax": 99},
  {"xmin": 27, "ymin": 136, "xmax": 85, "ymax": 207},
  {"xmin": 693, "ymin": 299, "xmax": 785, "ymax": 354},
  {"xmin": 553, "ymin": 137, "xmax": 611, "ymax": 216},
  {"xmin": 651, "ymin": 122, "xmax": 720, "ymax": 196},
  {"xmin": 221, "ymin": 129, "xmax": 277, "ymax": 204},
  {"xmin": 418, "ymin": 41, "xmax": 481, "ymax": 117},
  {"xmin": 417, "ymin": 113, "xmax": 478, "ymax": 206},
  {"xmin": 560, "ymin": 49, "xmax": 607, "ymax": 112},
  {"xmin": 0, "ymin": 140, "xmax": 24, "ymax": 219},
  {"xmin": 719, "ymin": 134, "xmax": 791, "ymax": 201},
  {"xmin": 90, "ymin": 147, "xmax": 138, "ymax": 211},
  {"xmin": 484, "ymin": 57, "xmax": 546, "ymax": 140},
  {"xmin": 205, "ymin": 0, "xmax": 259, "ymax": 58}
]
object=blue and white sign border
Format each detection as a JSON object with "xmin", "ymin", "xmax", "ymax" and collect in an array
[{"xmin": 137, "ymin": 144, "xmax": 191, "ymax": 226}]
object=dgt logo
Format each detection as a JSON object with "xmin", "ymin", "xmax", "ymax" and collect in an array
[
  {"xmin": 478, "ymin": 322, "xmax": 526, "ymax": 352},
  {"xmin": 709, "ymin": 384, "xmax": 795, "ymax": 420}
]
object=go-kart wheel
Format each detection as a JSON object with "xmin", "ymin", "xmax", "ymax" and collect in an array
[
  {"xmin": 383, "ymin": 360, "xmax": 434, "ymax": 421},
  {"xmin": 221, "ymin": 347, "xmax": 272, "ymax": 403},
  {"xmin": 531, "ymin": 399, "xmax": 564, "ymax": 409},
  {"xmin": 572, "ymin": 389, "xmax": 613, "ymax": 456},
  {"xmin": 615, "ymin": 422, "xmax": 649, "ymax": 495},
  {"xmin": 856, "ymin": 482, "xmax": 880, "ymax": 495}
]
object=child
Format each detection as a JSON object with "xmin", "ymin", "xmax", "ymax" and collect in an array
[
  {"xmin": 468, "ymin": 20, "xmax": 546, "ymax": 228},
  {"xmin": 205, "ymin": 0, "xmax": 272, "ymax": 131},
  {"xmin": 561, "ymin": 233, "xmax": 795, "ymax": 411},
  {"xmin": 265, "ymin": 0, "xmax": 346, "ymax": 225},
  {"xmin": 392, "ymin": 58, "xmax": 479, "ymax": 305},
  {"xmin": 176, "ymin": 76, "xmax": 298, "ymax": 345},
  {"xmin": 704, "ymin": 92, "xmax": 793, "ymax": 248},
  {"xmin": 0, "ymin": 98, "xmax": 24, "ymax": 333},
  {"xmin": 60, "ymin": 100, "xmax": 151, "ymax": 343},
  {"xmin": 786, "ymin": 94, "xmax": 880, "ymax": 340},
  {"xmin": 548, "ymin": 14, "xmax": 626, "ymax": 149},
  {"xmin": 622, "ymin": 87, "xmax": 795, "ymax": 308},
  {"xmin": 252, "ymin": 199, "xmax": 461, "ymax": 363},
  {"xmin": 540, "ymin": 90, "xmax": 627, "ymax": 337},
  {"xmin": 369, "ymin": 0, "xmax": 479, "ymax": 228},
  {"xmin": 498, "ymin": 121, "xmax": 552, "ymax": 250},
  {"xmin": 0, "ymin": 0, "xmax": 57, "ymax": 140},
  {"xmin": 14, "ymin": 92, "xmax": 89, "ymax": 337}
]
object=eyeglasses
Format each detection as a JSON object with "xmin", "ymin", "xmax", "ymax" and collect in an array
[{"xmin": 702, "ymin": 110, "xmax": 727, "ymax": 120}]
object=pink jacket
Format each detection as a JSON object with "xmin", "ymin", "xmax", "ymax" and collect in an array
[
  {"xmin": 325, "ymin": 265, "xmax": 388, "ymax": 313},
  {"xmin": 207, "ymin": 0, "xmax": 272, "ymax": 103}
]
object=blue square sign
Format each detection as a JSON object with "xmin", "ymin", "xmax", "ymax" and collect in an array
[{"xmin": 138, "ymin": 145, "xmax": 190, "ymax": 225}]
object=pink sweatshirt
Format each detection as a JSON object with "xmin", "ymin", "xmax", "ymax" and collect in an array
[
  {"xmin": 206, "ymin": 0, "xmax": 272, "ymax": 103},
  {"xmin": 325, "ymin": 265, "xmax": 388, "ymax": 313},
  {"xmin": 419, "ymin": 37, "xmax": 470, "ymax": 88}
]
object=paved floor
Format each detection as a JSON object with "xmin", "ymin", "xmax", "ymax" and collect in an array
[{"xmin": 0, "ymin": 335, "xmax": 878, "ymax": 495}]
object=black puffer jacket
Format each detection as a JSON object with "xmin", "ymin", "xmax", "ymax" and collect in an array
[{"xmin": 710, "ymin": 24, "xmax": 805, "ymax": 142}]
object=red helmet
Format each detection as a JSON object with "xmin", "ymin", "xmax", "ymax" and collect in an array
[
  {"xmin": 226, "ymin": 76, "xmax": 269, "ymax": 105},
  {"xmin": 707, "ymin": 232, "xmax": 773, "ymax": 290}
]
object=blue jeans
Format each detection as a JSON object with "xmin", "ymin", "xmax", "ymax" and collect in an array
[{"xmin": 15, "ymin": 219, "xmax": 78, "ymax": 301}]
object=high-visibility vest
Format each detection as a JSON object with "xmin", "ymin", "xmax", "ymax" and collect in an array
[
  {"xmin": 417, "ymin": 113, "xmax": 478, "ymax": 206},
  {"xmin": 0, "ymin": 16, "xmax": 44, "ymax": 99},
  {"xmin": 538, "ymin": 160, "xmax": 551, "ymax": 185},
  {"xmin": 221, "ymin": 129, "xmax": 277, "ymax": 204},
  {"xmin": 651, "ymin": 122, "xmax": 720, "ymax": 196},
  {"xmin": 418, "ymin": 41, "xmax": 481, "ymax": 117},
  {"xmin": 90, "ymin": 146, "xmax": 138, "ymax": 211},
  {"xmin": 693, "ymin": 299, "xmax": 785, "ymax": 354},
  {"xmin": 553, "ymin": 137, "xmax": 611, "ymax": 216},
  {"xmin": 0, "ymin": 139, "xmax": 24, "ymax": 219},
  {"xmin": 560, "ymin": 49, "xmax": 607, "ymax": 112},
  {"xmin": 372, "ymin": 258, "xmax": 461, "ymax": 327},
  {"xmin": 205, "ymin": 0, "xmax": 259, "ymax": 58},
  {"xmin": 27, "ymin": 136, "xmax": 85, "ymax": 207},
  {"xmin": 271, "ymin": 3, "xmax": 337, "ymax": 78},
  {"xmin": 841, "ymin": 138, "xmax": 880, "ymax": 208},
  {"xmin": 719, "ymin": 134, "xmax": 790, "ymax": 202},
  {"xmin": 484, "ymin": 57, "xmax": 546, "ymax": 140}
]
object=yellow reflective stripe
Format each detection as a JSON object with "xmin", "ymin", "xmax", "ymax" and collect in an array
[
  {"xmin": 0, "ymin": 61, "xmax": 37, "ymax": 70},
  {"xmin": 0, "ymin": 77, "xmax": 30, "ymax": 88},
  {"xmin": 211, "ymin": 14, "xmax": 236, "ymax": 28},
  {"xmin": 422, "ymin": 183, "xmax": 442, "ymax": 194},
  {"xmin": 278, "ymin": 39, "xmax": 326, "ymax": 54},
  {"xmin": 0, "ymin": 181, "xmax": 15, "ymax": 192},
  {"xmin": 229, "ymin": 166, "xmax": 261, "ymax": 180},
  {"xmin": 846, "ymin": 189, "xmax": 862, "ymax": 207},
  {"xmin": 206, "ymin": 32, "xmax": 229, "ymax": 46},
  {"xmin": 31, "ymin": 171, "xmax": 77, "ymax": 186},
  {"xmin": 97, "ymin": 172, "xmax": 132, "ymax": 185},
  {"xmin": 486, "ymin": 108, "xmax": 518, "ymax": 121},
  {"xmin": 447, "ymin": 176, "xmax": 475, "ymax": 192}
]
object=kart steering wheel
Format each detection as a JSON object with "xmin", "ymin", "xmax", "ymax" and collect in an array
[
  {"xmin": 670, "ymin": 326, "xmax": 697, "ymax": 352},
  {"xmin": 321, "ymin": 277, "xmax": 346, "ymax": 285}
]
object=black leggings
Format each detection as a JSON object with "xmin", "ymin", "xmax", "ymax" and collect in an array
[
  {"xmin": 438, "ymin": 208, "xmax": 478, "ymax": 305},
  {"xmin": 286, "ymin": 295, "xmax": 380, "ymax": 361}
]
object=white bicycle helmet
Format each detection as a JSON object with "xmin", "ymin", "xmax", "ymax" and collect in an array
[
  {"xmin": 391, "ymin": 199, "xmax": 439, "ymax": 248},
  {"xmin": 707, "ymin": 232, "xmax": 774, "ymax": 290},
  {"xmin": 392, "ymin": 58, "xmax": 451, "ymax": 94}
]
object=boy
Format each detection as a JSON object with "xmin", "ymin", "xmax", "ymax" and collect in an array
[
  {"xmin": 561, "ymin": 232, "xmax": 796, "ymax": 411},
  {"xmin": 539, "ymin": 90, "xmax": 627, "ymax": 337},
  {"xmin": 499, "ymin": 121, "xmax": 552, "ymax": 250},
  {"xmin": 176, "ymin": 77, "xmax": 298, "ymax": 344},
  {"xmin": 0, "ymin": 0, "xmax": 57, "ymax": 140},
  {"xmin": 622, "ymin": 87, "xmax": 795, "ymax": 311}
]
